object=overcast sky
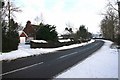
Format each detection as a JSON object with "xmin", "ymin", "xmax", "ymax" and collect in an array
[{"xmin": 14, "ymin": 0, "xmax": 109, "ymax": 34}]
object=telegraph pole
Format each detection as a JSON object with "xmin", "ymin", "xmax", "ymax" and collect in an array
[
  {"xmin": 8, "ymin": 0, "xmax": 11, "ymax": 28},
  {"xmin": 117, "ymin": 1, "xmax": 120, "ymax": 45},
  {"xmin": 0, "ymin": 0, "xmax": 5, "ymax": 55},
  {"xmin": 0, "ymin": 0, "xmax": 5, "ymax": 8},
  {"xmin": 117, "ymin": 2, "xmax": 120, "ymax": 80},
  {"xmin": 118, "ymin": 1, "xmax": 120, "ymax": 28}
]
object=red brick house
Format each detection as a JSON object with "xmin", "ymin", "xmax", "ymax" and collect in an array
[
  {"xmin": 23, "ymin": 21, "xmax": 35, "ymax": 42},
  {"xmin": 19, "ymin": 21, "xmax": 39, "ymax": 43}
]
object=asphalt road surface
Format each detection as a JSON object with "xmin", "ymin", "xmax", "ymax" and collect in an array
[{"xmin": 1, "ymin": 40, "xmax": 104, "ymax": 79}]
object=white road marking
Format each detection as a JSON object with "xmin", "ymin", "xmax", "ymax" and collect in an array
[
  {"xmin": 58, "ymin": 42, "xmax": 100, "ymax": 60},
  {"xmin": 78, "ymin": 43, "xmax": 99, "ymax": 53},
  {"xmin": 1, "ymin": 42, "xmax": 100, "ymax": 77},
  {"xmin": 58, "ymin": 52, "xmax": 78, "ymax": 59},
  {"xmin": 0, "ymin": 62, "xmax": 44, "ymax": 76}
]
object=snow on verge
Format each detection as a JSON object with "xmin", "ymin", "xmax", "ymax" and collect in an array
[
  {"xmin": 31, "ymin": 40, "xmax": 48, "ymax": 43},
  {"xmin": 59, "ymin": 39, "xmax": 71, "ymax": 42},
  {"xmin": 56, "ymin": 40, "xmax": 118, "ymax": 78},
  {"xmin": 0, "ymin": 40, "xmax": 95, "ymax": 61}
]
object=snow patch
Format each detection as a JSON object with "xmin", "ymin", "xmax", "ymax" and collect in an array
[
  {"xmin": 31, "ymin": 40, "xmax": 48, "ymax": 43},
  {"xmin": 59, "ymin": 39, "xmax": 71, "ymax": 42},
  {"xmin": 0, "ymin": 40, "xmax": 95, "ymax": 61},
  {"xmin": 56, "ymin": 40, "xmax": 118, "ymax": 78},
  {"xmin": 61, "ymin": 30, "xmax": 71, "ymax": 35}
]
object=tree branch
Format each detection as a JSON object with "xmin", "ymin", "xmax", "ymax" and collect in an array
[{"xmin": 108, "ymin": 1, "xmax": 118, "ymax": 12}]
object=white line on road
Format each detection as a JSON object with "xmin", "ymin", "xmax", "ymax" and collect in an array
[
  {"xmin": 1, "ymin": 51, "xmax": 81, "ymax": 77},
  {"xmin": 0, "ymin": 62, "xmax": 44, "ymax": 76},
  {"xmin": 58, "ymin": 42, "xmax": 100, "ymax": 60},
  {"xmin": 1, "ymin": 42, "xmax": 100, "ymax": 77},
  {"xmin": 58, "ymin": 52, "xmax": 78, "ymax": 59},
  {"xmin": 57, "ymin": 42, "xmax": 100, "ymax": 60},
  {"xmin": 78, "ymin": 43, "xmax": 100, "ymax": 53}
]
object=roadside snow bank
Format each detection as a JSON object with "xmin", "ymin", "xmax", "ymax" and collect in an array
[
  {"xmin": 56, "ymin": 40, "xmax": 118, "ymax": 78},
  {"xmin": 0, "ymin": 40, "xmax": 95, "ymax": 61},
  {"xmin": 59, "ymin": 39, "xmax": 71, "ymax": 42},
  {"xmin": 31, "ymin": 40, "xmax": 48, "ymax": 43}
]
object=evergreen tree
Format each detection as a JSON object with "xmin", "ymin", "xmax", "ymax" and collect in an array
[
  {"xmin": 36, "ymin": 23, "xmax": 58, "ymax": 42},
  {"xmin": 77, "ymin": 25, "xmax": 88, "ymax": 39},
  {"xmin": 2, "ymin": 19, "xmax": 19, "ymax": 52}
]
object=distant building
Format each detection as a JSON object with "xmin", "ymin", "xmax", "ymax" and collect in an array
[
  {"xmin": 60, "ymin": 30, "xmax": 72, "ymax": 39},
  {"xmin": 19, "ymin": 21, "xmax": 40, "ymax": 43},
  {"xmin": 92, "ymin": 33, "xmax": 103, "ymax": 38},
  {"xmin": 19, "ymin": 31, "xmax": 28, "ymax": 43}
]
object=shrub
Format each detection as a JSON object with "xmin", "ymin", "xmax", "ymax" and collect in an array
[
  {"xmin": 36, "ymin": 24, "xmax": 58, "ymax": 42},
  {"xmin": 2, "ymin": 19, "xmax": 20, "ymax": 52},
  {"xmin": 2, "ymin": 31, "xmax": 19, "ymax": 52},
  {"xmin": 117, "ymin": 34, "xmax": 120, "ymax": 46}
]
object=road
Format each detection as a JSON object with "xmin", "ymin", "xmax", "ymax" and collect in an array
[{"xmin": 2, "ymin": 40, "xmax": 104, "ymax": 79}]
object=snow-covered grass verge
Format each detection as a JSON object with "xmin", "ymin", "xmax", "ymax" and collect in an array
[
  {"xmin": 0, "ymin": 40, "xmax": 95, "ymax": 61},
  {"xmin": 56, "ymin": 40, "xmax": 118, "ymax": 78},
  {"xmin": 31, "ymin": 40, "xmax": 48, "ymax": 43},
  {"xmin": 59, "ymin": 39, "xmax": 71, "ymax": 42}
]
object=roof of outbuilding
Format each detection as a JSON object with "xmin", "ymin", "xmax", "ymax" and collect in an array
[{"xmin": 18, "ymin": 31, "xmax": 28, "ymax": 37}]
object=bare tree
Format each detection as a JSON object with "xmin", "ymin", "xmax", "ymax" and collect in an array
[
  {"xmin": 65, "ymin": 21, "xmax": 74, "ymax": 33},
  {"xmin": 66, "ymin": 22, "xmax": 74, "ymax": 28},
  {"xmin": 34, "ymin": 16, "xmax": 40, "ymax": 25},
  {"xmin": 34, "ymin": 13, "xmax": 45, "ymax": 25},
  {"xmin": 100, "ymin": 0, "xmax": 119, "ymax": 41},
  {"xmin": 2, "ymin": 0, "xmax": 22, "ymax": 28}
]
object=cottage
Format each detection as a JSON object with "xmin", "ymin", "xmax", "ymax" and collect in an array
[
  {"xmin": 19, "ymin": 21, "xmax": 39, "ymax": 43},
  {"xmin": 19, "ymin": 31, "xmax": 28, "ymax": 43},
  {"xmin": 61, "ymin": 30, "xmax": 71, "ymax": 39}
]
